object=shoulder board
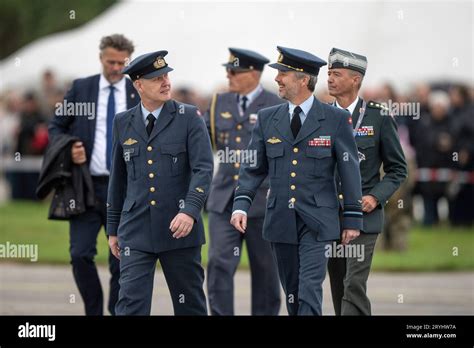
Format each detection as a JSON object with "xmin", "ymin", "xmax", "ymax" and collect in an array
[{"xmin": 367, "ymin": 100, "xmax": 388, "ymax": 111}]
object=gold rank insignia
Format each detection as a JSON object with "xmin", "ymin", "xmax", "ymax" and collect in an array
[
  {"xmin": 123, "ymin": 138, "xmax": 138, "ymax": 145},
  {"xmin": 195, "ymin": 187, "xmax": 204, "ymax": 193},
  {"xmin": 278, "ymin": 53, "xmax": 284, "ymax": 63},
  {"xmin": 267, "ymin": 137, "xmax": 282, "ymax": 144},
  {"xmin": 153, "ymin": 57, "xmax": 166, "ymax": 69},
  {"xmin": 220, "ymin": 111, "xmax": 232, "ymax": 119}
]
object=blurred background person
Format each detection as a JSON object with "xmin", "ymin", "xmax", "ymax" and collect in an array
[{"xmin": 48, "ymin": 34, "xmax": 139, "ymax": 315}]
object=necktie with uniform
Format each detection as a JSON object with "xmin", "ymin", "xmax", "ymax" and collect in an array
[
  {"xmin": 291, "ymin": 106, "xmax": 302, "ymax": 138},
  {"xmin": 241, "ymin": 95, "xmax": 248, "ymax": 113},
  {"xmin": 146, "ymin": 114, "xmax": 156, "ymax": 136}
]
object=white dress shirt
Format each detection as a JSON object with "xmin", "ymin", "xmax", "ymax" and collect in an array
[
  {"xmin": 335, "ymin": 97, "xmax": 360, "ymax": 116},
  {"xmin": 90, "ymin": 75, "xmax": 127, "ymax": 176}
]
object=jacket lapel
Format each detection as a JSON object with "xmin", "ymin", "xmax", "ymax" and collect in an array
[
  {"xmin": 273, "ymin": 104, "xmax": 294, "ymax": 144},
  {"xmin": 351, "ymin": 97, "xmax": 363, "ymax": 126},
  {"xmin": 88, "ymin": 75, "xmax": 100, "ymax": 146},
  {"xmin": 129, "ymin": 104, "xmax": 148, "ymax": 143},
  {"xmin": 246, "ymin": 89, "xmax": 267, "ymax": 118},
  {"xmin": 230, "ymin": 93, "xmax": 244, "ymax": 123},
  {"xmin": 148, "ymin": 100, "xmax": 175, "ymax": 143}
]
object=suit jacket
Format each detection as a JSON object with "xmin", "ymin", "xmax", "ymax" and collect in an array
[
  {"xmin": 36, "ymin": 134, "xmax": 95, "ymax": 220},
  {"xmin": 343, "ymin": 98, "xmax": 408, "ymax": 233},
  {"xmin": 233, "ymin": 97, "xmax": 363, "ymax": 244},
  {"xmin": 204, "ymin": 89, "xmax": 282, "ymax": 217},
  {"xmin": 106, "ymin": 100, "xmax": 214, "ymax": 253},
  {"xmin": 48, "ymin": 74, "xmax": 140, "ymax": 164}
]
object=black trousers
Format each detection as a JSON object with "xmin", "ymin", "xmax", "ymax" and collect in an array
[{"xmin": 69, "ymin": 176, "xmax": 120, "ymax": 315}]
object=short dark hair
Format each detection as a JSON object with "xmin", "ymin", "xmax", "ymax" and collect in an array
[{"xmin": 99, "ymin": 34, "xmax": 134, "ymax": 55}]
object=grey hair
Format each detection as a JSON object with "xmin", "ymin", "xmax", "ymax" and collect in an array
[
  {"xmin": 295, "ymin": 72, "xmax": 317, "ymax": 92},
  {"xmin": 99, "ymin": 34, "xmax": 134, "ymax": 54}
]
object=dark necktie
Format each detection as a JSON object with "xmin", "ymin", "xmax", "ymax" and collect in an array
[
  {"xmin": 146, "ymin": 114, "xmax": 156, "ymax": 136},
  {"xmin": 241, "ymin": 95, "xmax": 248, "ymax": 113},
  {"xmin": 291, "ymin": 106, "xmax": 302, "ymax": 138},
  {"xmin": 106, "ymin": 85, "xmax": 115, "ymax": 170}
]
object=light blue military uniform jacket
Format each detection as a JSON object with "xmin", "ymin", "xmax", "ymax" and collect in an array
[
  {"xmin": 106, "ymin": 100, "xmax": 214, "ymax": 253},
  {"xmin": 233, "ymin": 97, "xmax": 363, "ymax": 244}
]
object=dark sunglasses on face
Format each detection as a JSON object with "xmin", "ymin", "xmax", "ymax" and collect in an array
[{"xmin": 226, "ymin": 68, "xmax": 252, "ymax": 76}]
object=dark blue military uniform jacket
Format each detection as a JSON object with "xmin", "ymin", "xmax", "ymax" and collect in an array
[
  {"xmin": 106, "ymin": 100, "xmax": 214, "ymax": 253},
  {"xmin": 233, "ymin": 97, "xmax": 363, "ymax": 244}
]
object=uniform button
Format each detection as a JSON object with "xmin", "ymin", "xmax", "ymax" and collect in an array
[
  {"xmin": 236, "ymin": 137, "xmax": 241, "ymax": 143},
  {"xmin": 147, "ymin": 146, "xmax": 153, "ymax": 152},
  {"xmin": 292, "ymin": 160, "xmax": 297, "ymax": 165},
  {"xmin": 147, "ymin": 159, "xmax": 153, "ymax": 165},
  {"xmin": 150, "ymin": 187, "xmax": 155, "ymax": 192},
  {"xmin": 150, "ymin": 200, "xmax": 156, "ymax": 206},
  {"xmin": 338, "ymin": 194, "xmax": 343, "ymax": 200},
  {"xmin": 149, "ymin": 173, "xmax": 154, "ymax": 179},
  {"xmin": 233, "ymin": 175, "xmax": 239, "ymax": 181},
  {"xmin": 290, "ymin": 185, "xmax": 296, "ymax": 190},
  {"xmin": 290, "ymin": 172, "xmax": 296, "ymax": 177},
  {"xmin": 290, "ymin": 197, "xmax": 296, "ymax": 203},
  {"xmin": 237, "ymin": 124, "xmax": 243, "ymax": 130},
  {"xmin": 234, "ymin": 163, "xmax": 240, "ymax": 169},
  {"xmin": 293, "ymin": 147, "xmax": 299, "ymax": 153}
]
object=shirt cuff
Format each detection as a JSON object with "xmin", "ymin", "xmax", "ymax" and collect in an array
[{"xmin": 232, "ymin": 210, "xmax": 247, "ymax": 216}]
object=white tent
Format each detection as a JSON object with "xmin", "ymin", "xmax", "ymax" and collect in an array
[{"xmin": 0, "ymin": 0, "xmax": 472, "ymax": 94}]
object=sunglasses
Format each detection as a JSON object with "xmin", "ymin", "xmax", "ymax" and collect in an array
[{"xmin": 226, "ymin": 68, "xmax": 252, "ymax": 76}]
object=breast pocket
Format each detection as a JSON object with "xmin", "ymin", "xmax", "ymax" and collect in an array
[
  {"xmin": 266, "ymin": 145, "xmax": 285, "ymax": 178},
  {"xmin": 306, "ymin": 147, "xmax": 333, "ymax": 177},
  {"xmin": 160, "ymin": 143, "xmax": 187, "ymax": 176},
  {"xmin": 356, "ymin": 138, "xmax": 375, "ymax": 164},
  {"xmin": 123, "ymin": 147, "xmax": 140, "ymax": 180}
]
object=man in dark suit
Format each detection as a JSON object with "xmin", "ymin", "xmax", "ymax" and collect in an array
[
  {"xmin": 326, "ymin": 48, "xmax": 407, "ymax": 315},
  {"xmin": 231, "ymin": 46, "xmax": 363, "ymax": 315},
  {"xmin": 106, "ymin": 50, "xmax": 213, "ymax": 315},
  {"xmin": 204, "ymin": 48, "xmax": 281, "ymax": 315},
  {"xmin": 48, "ymin": 34, "xmax": 139, "ymax": 315}
]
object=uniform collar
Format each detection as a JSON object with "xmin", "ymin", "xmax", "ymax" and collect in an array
[
  {"xmin": 141, "ymin": 102, "xmax": 164, "ymax": 122},
  {"xmin": 288, "ymin": 94, "xmax": 314, "ymax": 116},
  {"xmin": 238, "ymin": 84, "xmax": 263, "ymax": 105},
  {"xmin": 335, "ymin": 96, "xmax": 360, "ymax": 115}
]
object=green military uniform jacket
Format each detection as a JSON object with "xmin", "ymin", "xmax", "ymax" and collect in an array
[{"xmin": 341, "ymin": 98, "xmax": 408, "ymax": 233}]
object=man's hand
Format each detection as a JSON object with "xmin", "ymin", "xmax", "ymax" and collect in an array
[
  {"xmin": 341, "ymin": 229, "xmax": 360, "ymax": 245},
  {"xmin": 71, "ymin": 141, "xmax": 87, "ymax": 164},
  {"xmin": 362, "ymin": 195, "xmax": 378, "ymax": 213},
  {"xmin": 170, "ymin": 213, "xmax": 194, "ymax": 239},
  {"xmin": 230, "ymin": 213, "xmax": 247, "ymax": 234},
  {"xmin": 108, "ymin": 236, "xmax": 120, "ymax": 260}
]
